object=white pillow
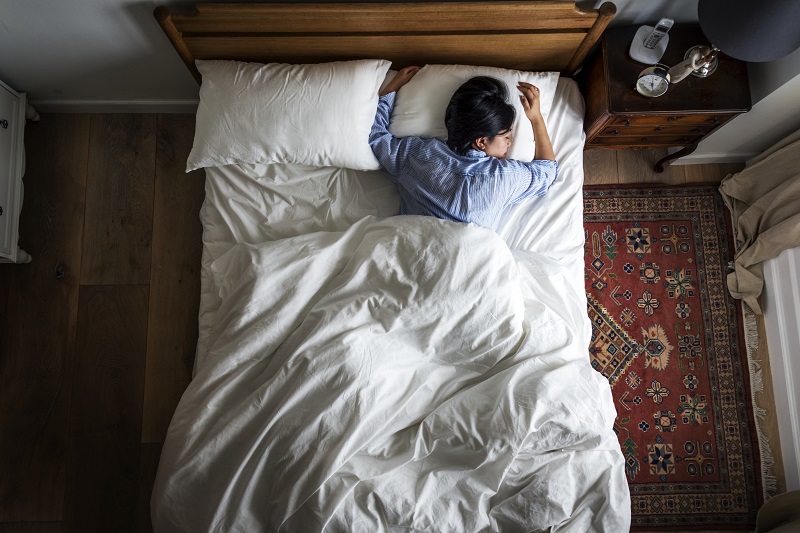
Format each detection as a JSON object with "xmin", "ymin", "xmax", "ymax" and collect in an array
[
  {"xmin": 388, "ymin": 65, "xmax": 559, "ymax": 162},
  {"xmin": 187, "ymin": 59, "xmax": 392, "ymax": 172}
]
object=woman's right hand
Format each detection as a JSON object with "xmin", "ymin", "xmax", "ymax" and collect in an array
[
  {"xmin": 518, "ymin": 82, "xmax": 544, "ymax": 123},
  {"xmin": 380, "ymin": 66, "xmax": 421, "ymax": 96}
]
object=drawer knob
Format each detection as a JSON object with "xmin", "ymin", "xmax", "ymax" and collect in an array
[
  {"xmin": 0, "ymin": 119, "xmax": 7, "ymax": 129},
  {"xmin": 712, "ymin": 118, "xmax": 720, "ymax": 124},
  {"xmin": 668, "ymin": 116, "xmax": 678, "ymax": 121},
  {"xmin": 654, "ymin": 127, "xmax": 663, "ymax": 132},
  {"xmin": 625, "ymin": 119, "xmax": 631, "ymax": 126},
  {"xmin": 641, "ymin": 137, "xmax": 649, "ymax": 142},
  {"xmin": 613, "ymin": 130, "xmax": 620, "ymax": 136}
]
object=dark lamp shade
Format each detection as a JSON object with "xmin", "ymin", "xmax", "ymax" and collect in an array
[{"xmin": 698, "ymin": 0, "xmax": 800, "ymax": 62}]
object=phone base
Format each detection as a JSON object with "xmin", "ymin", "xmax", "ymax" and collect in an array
[{"xmin": 629, "ymin": 25, "xmax": 669, "ymax": 65}]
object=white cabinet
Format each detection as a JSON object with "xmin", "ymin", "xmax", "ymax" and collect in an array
[{"xmin": 0, "ymin": 79, "xmax": 31, "ymax": 263}]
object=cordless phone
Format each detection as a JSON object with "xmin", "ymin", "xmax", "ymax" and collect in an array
[
  {"xmin": 643, "ymin": 18, "xmax": 674, "ymax": 49},
  {"xmin": 629, "ymin": 17, "xmax": 674, "ymax": 64}
]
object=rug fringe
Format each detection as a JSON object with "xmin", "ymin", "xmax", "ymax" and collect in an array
[{"xmin": 742, "ymin": 302, "xmax": 779, "ymax": 500}]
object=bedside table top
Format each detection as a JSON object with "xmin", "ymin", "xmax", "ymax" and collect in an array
[{"xmin": 603, "ymin": 25, "xmax": 751, "ymax": 114}]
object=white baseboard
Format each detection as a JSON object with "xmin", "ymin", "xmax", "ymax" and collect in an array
[
  {"xmin": 667, "ymin": 151, "xmax": 759, "ymax": 165},
  {"xmin": 762, "ymin": 247, "xmax": 800, "ymax": 491},
  {"xmin": 29, "ymin": 99, "xmax": 199, "ymax": 114}
]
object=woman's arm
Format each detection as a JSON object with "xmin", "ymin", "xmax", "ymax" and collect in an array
[
  {"xmin": 370, "ymin": 66, "xmax": 423, "ymax": 178},
  {"xmin": 517, "ymin": 82, "xmax": 556, "ymax": 162},
  {"xmin": 369, "ymin": 94, "xmax": 429, "ymax": 179},
  {"xmin": 380, "ymin": 66, "xmax": 421, "ymax": 96}
]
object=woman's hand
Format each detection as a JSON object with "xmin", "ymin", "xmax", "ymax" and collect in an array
[
  {"xmin": 517, "ymin": 81, "xmax": 544, "ymax": 124},
  {"xmin": 380, "ymin": 66, "xmax": 421, "ymax": 96},
  {"xmin": 518, "ymin": 81, "xmax": 555, "ymax": 161}
]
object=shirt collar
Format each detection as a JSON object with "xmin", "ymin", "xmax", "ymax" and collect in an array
[{"xmin": 464, "ymin": 148, "xmax": 486, "ymax": 158}]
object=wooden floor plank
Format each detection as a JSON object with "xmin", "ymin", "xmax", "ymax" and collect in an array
[
  {"xmin": 140, "ymin": 115, "xmax": 204, "ymax": 444},
  {"xmin": 0, "ymin": 115, "xmax": 89, "ymax": 521},
  {"xmin": 63, "ymin": 285, "xmax": 149, "ymax": 532},
  {"xmin": 135, "ymin": 443, "xmax": 162, "ymax": 533},
  {"xmin": 616, "ymin": 147, "xmax": 687, "ymax": 185},
  {"xmin": 0, "ymin": 523, "xmax": 62, "ymax": 533},
  {"xmin": 80, "ymin": 114, "xmax": 157, "ymax": 286},
  {"xmin": 583, "ymin": 149, "xmax": 619, "ymax": 185},
  {"xmin": 684, "ymin": 161, "xmax": 745, "ymax": 185}
]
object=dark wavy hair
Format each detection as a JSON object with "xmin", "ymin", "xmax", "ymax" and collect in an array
[{"xmin": 444, "ymin": 76, "xmax": 516, "ymax": 155}]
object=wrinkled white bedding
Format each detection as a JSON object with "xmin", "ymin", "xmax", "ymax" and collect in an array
[
  {"xmin": 153, "ymin": 216, "xmax": 628, "ymax": 532},
  {"xmin": 192, "ymin": 79, "xmax": 589, "ymax": 372},
  {"xmin": 151, "ymin": 79, "xmax": 631, "ymax": 531}
]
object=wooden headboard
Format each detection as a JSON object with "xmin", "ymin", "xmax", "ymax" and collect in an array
[{"xmin": 154, "ymin": 2, "xmax": 616, "ymax": 84}]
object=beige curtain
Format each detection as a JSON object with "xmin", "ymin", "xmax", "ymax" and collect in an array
[
  {"xmin": 756, "ymin": 490, "xmax": 800, "ymax": 532},
  {"xmin": 718, "ymin": 128, "xmax": 800, "ymax": 314}
]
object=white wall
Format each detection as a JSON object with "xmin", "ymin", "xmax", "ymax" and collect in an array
[
  {"xmin": 587, "ymin": 0, "xmax": 699, "ymax": 25},
  {"xmin": 749, "ymin": 42, "xmax": 800, "ymax": 104},
  {"xmin": 673, "ymin": 70, "xmax": 800, "ymax": 163},
  {"xmin": 0, "ymin": 0, "xmax": 200, "ymax": 111}
]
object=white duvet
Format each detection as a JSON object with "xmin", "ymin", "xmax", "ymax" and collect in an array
[
  {"xmin": 152, "ymin": 79, "xmax": 631, "ymax": 531},
  {"xmin": 153, "ymin": 216, "xmax": 628, "ymax": 532}
]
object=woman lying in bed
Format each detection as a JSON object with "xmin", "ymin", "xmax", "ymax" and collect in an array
[{"xmin": 369, "ymin": 66, "xmax": 557, "ymax": 231}]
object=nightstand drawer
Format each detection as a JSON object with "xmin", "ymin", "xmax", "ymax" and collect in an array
[
  {"xmin": 599, "ymin": 124, "xmax": 712, "ymax": 137},
  {"xmin": 610, "ymin": 114, "xmax": 733, "ymax": 128},
  {"xmin": 590, "ymin": 134, "xmax": 705, "ymax": 148}
]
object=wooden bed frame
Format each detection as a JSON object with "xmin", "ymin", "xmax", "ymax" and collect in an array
[{"xmin": 154, "ymin": 1, "xmax": 616, "ymax": 84}]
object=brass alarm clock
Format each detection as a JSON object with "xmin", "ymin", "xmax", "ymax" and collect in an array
[{"xmin": 635, "ymin": 63, "xmax": 670, "ymax": 97}]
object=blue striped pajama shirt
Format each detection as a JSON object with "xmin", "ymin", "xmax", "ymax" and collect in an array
[{"xmin": 368, "ymin": 92, "xmax": 558, "ymax": 231}]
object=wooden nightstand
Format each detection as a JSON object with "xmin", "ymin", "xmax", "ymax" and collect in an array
[{"xmin": 581, "ymin": 25, "xmax": 751, "ymax": 172}]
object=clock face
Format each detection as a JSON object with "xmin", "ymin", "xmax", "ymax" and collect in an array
[{"xmin": 636, "ymin": 73, "xmax": 669, "ymax": 97}]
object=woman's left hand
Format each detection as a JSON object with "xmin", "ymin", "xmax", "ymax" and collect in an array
[
  {"xmin": 380, "ymin": 66, "xmax": 421, "ymax": 96},
  {"xmin": 518, "ymin": 82, "xmax": 544, "ymax": 124}
]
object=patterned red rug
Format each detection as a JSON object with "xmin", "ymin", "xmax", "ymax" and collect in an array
[{"xmin": 583, "ymin": 185, "xmax": 764, "ymax": 529}]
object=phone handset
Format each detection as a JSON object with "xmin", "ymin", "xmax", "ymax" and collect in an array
[{"xmin": 643, "ymin": 18, "xmax": 674, "ymax": 49}]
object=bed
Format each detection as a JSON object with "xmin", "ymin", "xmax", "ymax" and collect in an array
[{"xmin": 151, "ymin": 2, "xmax": 629, "ymax": 531}]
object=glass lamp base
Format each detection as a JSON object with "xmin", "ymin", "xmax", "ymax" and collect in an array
[{"xmin": 686, "ymin": 45, "xmax": 718, "ymax": 78}]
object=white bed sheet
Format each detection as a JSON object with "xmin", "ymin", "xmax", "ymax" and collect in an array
[
  {"xmin": 152, "ymin": 78, "xmax": 631, "ymax": 531},
  {"xmin": 194, "ymin": 78, "xmax": 588, "ymax": 371}
]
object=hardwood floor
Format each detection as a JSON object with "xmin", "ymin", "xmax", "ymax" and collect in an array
[
  {"xmin": 0, "ymin": 114, "xmax": 204, "ymax": 532},
  {"xmin": 0, "ymin": 116, "xmax": 782, "ymax": 531}
]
